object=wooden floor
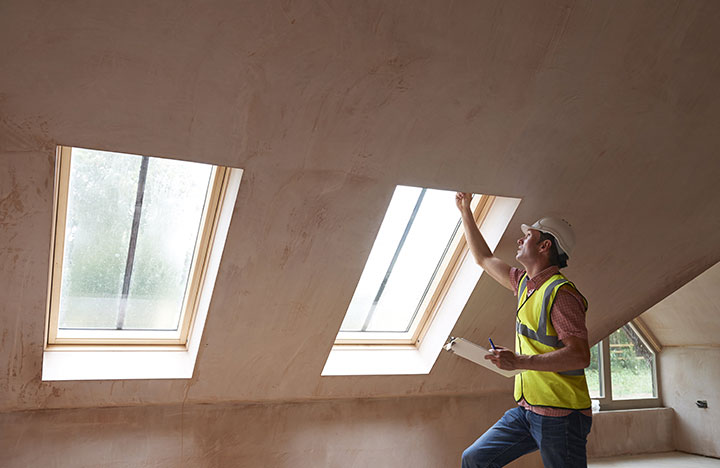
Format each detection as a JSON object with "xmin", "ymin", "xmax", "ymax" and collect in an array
[{"xmin": 589, "ymin": 451, "xmax": 720, "ymax": 467}]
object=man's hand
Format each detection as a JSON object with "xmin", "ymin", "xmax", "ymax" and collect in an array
[
  {"xmin": 484, "ymin": 337, "xmax": 592, "ymax": 372},
  {"xmin": 455, "ymin": 191, "xmax": 513, "ymax": 291},
  {"xmin": 484, "ymin": 346, "xmax": 519, "ymax": 371},
  {"xmin": 455, "ymin": 192, "xmax": 472, "ymax": 212}
]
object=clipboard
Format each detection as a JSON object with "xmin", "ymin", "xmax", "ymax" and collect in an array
[{"xmin": 444, "ymin": 337, "xmax": 522, "ymax": 378}]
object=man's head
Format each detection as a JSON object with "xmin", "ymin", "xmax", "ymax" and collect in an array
[
  {"xmin": 516, "ymin": 217, "xmax": 575, "ymax": 270},
  {"xmin": 537, "ymin": 231, "xmax": 568, "ymax": 268}
]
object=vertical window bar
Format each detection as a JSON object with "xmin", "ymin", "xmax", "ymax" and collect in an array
[
  {"xmin": 361, "ymin": 188, "xmax": 427, "ymax": 331},
  {"xmin": 403, "ymin": 218, "xmax": 462, "ymax": 333},
  {"xmin": 115, "ymin": 156, "xmax": 150, "ymax": 330}
]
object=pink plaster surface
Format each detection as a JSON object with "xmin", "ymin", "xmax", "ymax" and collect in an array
[
  {"xmin": 0, "ymin": 394, "xmax": 542, "ymax": 468},
  {"xmin": 587, "ymin": 408, "xmax": 674, "ymax": 458},
  {"xmin": 641, "ymin": 262, "xmax": 720, "ymax": 347},
  {"xmin": 0, "ymin": 0, "xmax": 719, "ymax": 423},
  {"xmin": 660, "ymin": 348, "xmax": 720, "ymax": 458}
]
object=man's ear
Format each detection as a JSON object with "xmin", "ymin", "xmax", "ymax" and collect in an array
[{"xmin": 538, "ymin": 239, "xmax": 552, "ymax": 253}]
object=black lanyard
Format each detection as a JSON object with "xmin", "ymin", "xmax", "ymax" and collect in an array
[{"xmin": 516, "ymin": 288, "xmax": 536, "ymax": 318}]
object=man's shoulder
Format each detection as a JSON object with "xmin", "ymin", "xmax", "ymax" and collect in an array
[
  {"xmin": 509, "ymin": 267, "xmax": 526, "ymax": 294},
  {"xmin": 556, "ymin": 281, "xmax": 588, "ymax": 310}
]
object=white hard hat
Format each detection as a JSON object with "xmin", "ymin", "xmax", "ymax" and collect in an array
[{"xmin": 521, "ymin": 217, "xmax": 576, "ymax": 258}]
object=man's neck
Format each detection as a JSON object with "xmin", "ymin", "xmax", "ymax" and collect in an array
[{"xmin": 522, "ymin": 261, "xmax": 554, "ymax": 280}]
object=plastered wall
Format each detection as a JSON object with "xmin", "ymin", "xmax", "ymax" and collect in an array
[
  {"xmin": 3, "ymin": 1, "xmax": 720, "ymax": 465},
  {"xmin": 586, "ymin": 408, "xmax": 674, "ymax": 458},
  {"xmin": 0, "ymin": 392, "xmax": 681, "ymax": 467},
  {"xmin": 3, "ymin": 0, "xmax": 720, "ymax": 415},
  {"xmin": 0, "ymin": 394, "xmax": 543, "ymax": 468},
  {"xmin": 660, "ymin": 347, "xmax": 720, "ymax": 458}
]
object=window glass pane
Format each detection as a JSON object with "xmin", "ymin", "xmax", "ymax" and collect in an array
[
  {"xmin": 59, "ymin": 149, "xmax": 141, "ymax": 328},
  {"xmin": 58, "ymin": 148, "xmax": 212, "ymax": 331},
  {"xmin": 123, "ymin": 157, "xmax": 212, "ymax": 329},
  {"xmin": 586, "ymin": 342, "xmax": 602, "ymax": 398},
  {"xmin": 340, "ymin": 185, "xmax": 461, "ymax": 333},
  {"xmin": 610, "ymin": 324, "xmax": 657, "ymax": 400}
]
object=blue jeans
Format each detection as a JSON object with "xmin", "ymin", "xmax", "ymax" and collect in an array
[{"xmin": 461, "ymin": 406, "xmax": 592, "ymax": 468}]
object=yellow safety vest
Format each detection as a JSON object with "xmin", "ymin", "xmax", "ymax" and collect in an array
[{"xmin": 514, "ymin": 272, "xmax": 591, "ymax": 410}]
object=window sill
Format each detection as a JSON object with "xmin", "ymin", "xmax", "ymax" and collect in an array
[
  {"xmin": 42, "ymin": 345, "xmax": 198, "ymax": 380},
  {"xmin": 595, "ymin": 406, "xmax": 667, "ymax": 413}
]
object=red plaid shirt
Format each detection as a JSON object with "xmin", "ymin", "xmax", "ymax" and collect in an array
[{"xmin": 510, "ymin": 266, "xmax": 592, "ymax": 417}]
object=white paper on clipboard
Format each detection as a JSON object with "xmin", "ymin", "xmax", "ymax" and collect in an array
[{"xmin": 444, "ymin": 337, "xmax": 522, "ymax": 378}]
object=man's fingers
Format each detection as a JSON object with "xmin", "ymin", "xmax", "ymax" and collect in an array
[
  {"xmin": 455, "ymin": 192, "xmax": 472, "ymax": 204},
  {"xmin": 484, "ymin": 354, "xmax": 501, "ymax": 368},
  {"xmin": 484, "ymin": 355, "xmax": 502, "ymax": 369}
]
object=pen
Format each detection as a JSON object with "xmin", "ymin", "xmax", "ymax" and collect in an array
[{"xmin": 488, "ymin": 338, "xmax": 497, "ymax": 351}]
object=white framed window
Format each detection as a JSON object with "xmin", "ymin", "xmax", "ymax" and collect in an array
[
  {"xmin": 586, "ymin": 321, "xmax": 662, "ymax": 410},
  {"xmin": 42, "ymin": 146, "xmax": 242, "ymax": 380}
]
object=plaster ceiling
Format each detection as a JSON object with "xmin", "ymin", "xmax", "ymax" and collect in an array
[
  {"xmin": 1, "ymin": 0, "xmax": 720, "ymax": 412},
  {"xmin": 641, "ymin": 261, "xmax": 720, "ymax": 348}
]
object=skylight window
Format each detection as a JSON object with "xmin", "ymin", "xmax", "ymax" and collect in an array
[
  {"xmin": 335, "ymin": 185, "xmax": 493, "ymax": 344},
  {"xmin": 46, "ymin": 146, "xmax": 228, "ymax": 346}
]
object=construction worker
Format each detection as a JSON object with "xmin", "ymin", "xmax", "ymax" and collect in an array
[{"xmin": 456, "ymin": 192, "xmax": 592, "ymax": 468}]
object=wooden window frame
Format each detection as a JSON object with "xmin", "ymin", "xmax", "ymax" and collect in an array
[
  {"xmin": 44, "ymin": 146, "xmax": 230, "ymax": 348},
  {"xmin": 334, "ymin": 193, "xmax": 495, "ymax": 346}
]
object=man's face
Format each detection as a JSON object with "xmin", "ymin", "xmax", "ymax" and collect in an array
[{"xmin": 516, "ymin": 229, "xmax": 542, "ymax": 265}]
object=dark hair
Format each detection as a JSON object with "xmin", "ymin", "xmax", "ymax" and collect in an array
[{"xmin": 537, "ymin": 232, "xmax": 569, "ymax": 269}]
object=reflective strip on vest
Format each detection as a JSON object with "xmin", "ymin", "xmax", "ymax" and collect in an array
[
  {"xmin": 516, "ymin": 275, "xmax": 585, "ymax": 377},
  {"xmin": 518, "ymin": 275, "xmax": 528, "ymax": 300},
  {"xmin": 516, "ymin": 278, "xmax": 567, "ymax": 348}
]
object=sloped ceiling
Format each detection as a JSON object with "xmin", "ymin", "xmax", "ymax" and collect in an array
[
  {"xmin": 1, "ymin": 0, "xmax": 720, "ymax": 412},
  {"xmin": 641, "ymin": 261, "xmax": 720, "ymax": 347}
]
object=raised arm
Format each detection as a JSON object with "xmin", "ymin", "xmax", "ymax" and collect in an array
[{"xmin": 455, "ymin": 192, "xmax": 513, "ymax": 291}]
